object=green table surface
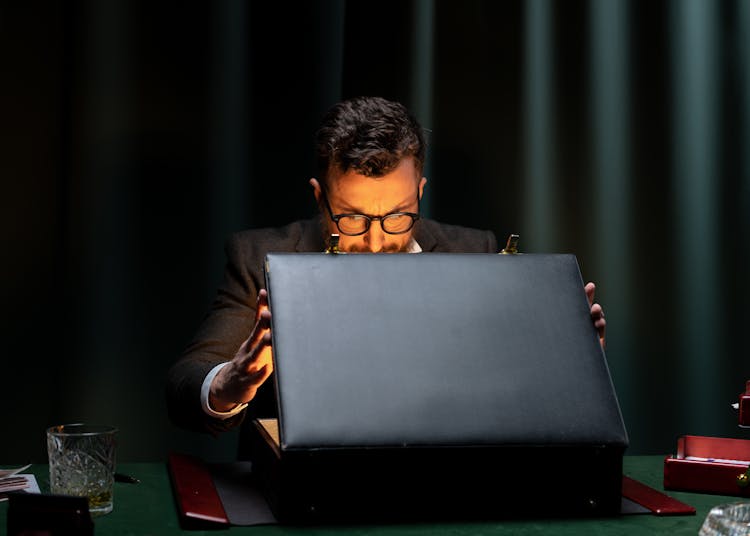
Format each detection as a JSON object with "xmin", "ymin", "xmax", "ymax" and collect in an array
[{"xmin": 2, "ymin": 456, "xmax": 746, "ymax": 535}]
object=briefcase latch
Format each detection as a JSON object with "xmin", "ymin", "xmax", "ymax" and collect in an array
[
  {"xmin": 737, "ymin": 467, "xmax": 750, "ymax": 488},
  {"xmin": 325, "ymin": 234, "xmax": 344, "ymax": 254},
  {"xmin": 500, "ymin": 234, "xmax": 520, "ymax": 254}
]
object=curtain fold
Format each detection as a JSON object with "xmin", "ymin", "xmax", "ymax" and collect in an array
[{"xmin": 2, "ymin": 0, "xmax": 748, "ymax": 463}]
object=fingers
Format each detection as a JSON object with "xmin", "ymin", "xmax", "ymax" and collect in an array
[
  {"xmin": 584, "ymin": 282, "xmax": 606, "ymax": 349},
  {"xmin": 232, "ymin": 291, "xmax": 273, "ymax": 381},
  {"xmin": 591, "ymin": 303, "xmax": 606, "ymax": 327},
  {"xmin": 242, "ymin": 331, "xmax": 273, "ymax": 384},
  {"xmin": 236, "ymin": 312, "xmax": 271, "ymax": 362},
  {"xmin": 590, "ymin": 302, "xmax": 606, "ymax": 350},
  {"xmin": 255, "ymin": 289, "xmax": 270, "ymax": 322},
  {"xmin": 258, "ymin": 288, "xmax": 269, "ymax": 308},
  {"xmin": 238, "ymin": 291, "xmax": 271, "ymax": 352},
  {"xmin": 585, "ymin": 282, "xmax": 595, "ymax": 307},
  {"xmin": 246, "ymin": 331, "xmax": 273, "ymax": 373}
]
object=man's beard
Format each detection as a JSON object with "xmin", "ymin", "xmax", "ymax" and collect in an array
[{"xmin": 344, "ymin": 241, "xmax": 411, "ymax": 253}]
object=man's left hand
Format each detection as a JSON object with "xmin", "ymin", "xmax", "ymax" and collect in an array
[{"xmin": 585, "ymin": 282, "xmax": 606, "ymax": 350}]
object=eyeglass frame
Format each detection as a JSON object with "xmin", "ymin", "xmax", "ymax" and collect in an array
[{"xmin": 319, "ymin": 186, "xmax": 421, "ymax": 236}]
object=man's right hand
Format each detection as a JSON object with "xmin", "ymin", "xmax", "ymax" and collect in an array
[{"xmin": 209, "ymin": 289, "xmax": 274, "ymax": 412}]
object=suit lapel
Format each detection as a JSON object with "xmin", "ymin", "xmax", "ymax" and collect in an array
[
  {"xmin": 414, "ymin": 220, "xmax": 438, "ymax": 252},
  {"xmin": 295, "ymin": 217, "xmax": 327, "ymax": 252}
]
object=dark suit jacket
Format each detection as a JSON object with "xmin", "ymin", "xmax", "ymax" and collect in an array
[{"xmin": 166, "ymin": 217, "xmax": 498, "ymax": 458}]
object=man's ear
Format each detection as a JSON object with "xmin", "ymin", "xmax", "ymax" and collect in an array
[
  {"xmin": 309, "ymin": 178, "xmax": 322, "ymax": 204},
  {"xmin": 418, "ymin": 176, "xmax": 427, "ymax": 200}
]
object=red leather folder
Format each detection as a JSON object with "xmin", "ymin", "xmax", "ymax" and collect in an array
[
  {"xmin": 167, "ymin": 452, "xmax": 229, "ymax": 527},
  {"xmin": 740, "ymin": 381, "xmax": 750, "ymax": 427},
  {"xmin": 621, "ymin": 475, "xmax": 695, "ymax": 515},
  {"xmin": 664, "ymin": 435, "xmax": 750, "ymax": 497}
]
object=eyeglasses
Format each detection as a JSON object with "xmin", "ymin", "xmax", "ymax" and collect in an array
[{"xmin": 320, "ymin": 188, "xmax": 420, "ymax": 236}]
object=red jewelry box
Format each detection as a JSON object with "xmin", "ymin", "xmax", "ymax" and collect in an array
[
  {"xmin": 740, "ymin": 380, "xmax": 750, "ymax": 427},
  {"xmin": 664, "ymin": 435, "xmax": 750, "ymax": 497}
]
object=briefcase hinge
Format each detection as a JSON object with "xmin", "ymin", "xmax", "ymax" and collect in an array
[{"xmin": 500, "ymin": 234, "xmax": 520, "ymax": 254}]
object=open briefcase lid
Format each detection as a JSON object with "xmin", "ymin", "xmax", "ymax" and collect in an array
[{"xmin": 263, "ymin": 252, "xmax": 628, "ymax": 452}]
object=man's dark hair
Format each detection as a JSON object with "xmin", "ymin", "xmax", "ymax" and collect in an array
[{"xmin": 315, "ymin": 96, "xmax": 426, "ymax": 182}]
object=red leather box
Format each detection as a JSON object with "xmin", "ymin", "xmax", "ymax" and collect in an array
[
  {"xmin": 664, "ymin": 435, "xmax": 750, "ymax": 497},
  {"xmin": 740, "ymin": 380, "xmax": 750, "ymax": 427}
]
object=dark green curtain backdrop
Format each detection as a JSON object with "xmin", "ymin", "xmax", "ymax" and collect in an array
[{"xmin": 1, "ymin": 0, "xmax": 748, "ymax": 463}]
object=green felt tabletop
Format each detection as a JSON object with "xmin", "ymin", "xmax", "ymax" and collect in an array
[{"xmin": 1, "ymin": 456, "xmax": 745, "ymax": 535}]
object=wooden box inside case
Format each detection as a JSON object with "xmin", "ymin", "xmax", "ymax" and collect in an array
[{"xmin": 664, "ymin": 435, "xmax": 750, "ymax": 497}]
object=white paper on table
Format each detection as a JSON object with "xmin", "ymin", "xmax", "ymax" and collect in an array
[
  {"xmin": 0, "ymin": 474, "xmax": 41, "ymax": 501},
  {"xmin": 0, "ymin": 464, "xmax": 31, "ymax": 479}
]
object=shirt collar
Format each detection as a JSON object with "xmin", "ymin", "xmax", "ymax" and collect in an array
[{"xmin": 406, "ymin": 238, "xmax": 422, "ymax": 253}]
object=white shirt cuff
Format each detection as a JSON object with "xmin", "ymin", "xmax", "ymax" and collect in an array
[{"xmin": 200, "ymin": 363, "xmax": 248, "ymax": 419}]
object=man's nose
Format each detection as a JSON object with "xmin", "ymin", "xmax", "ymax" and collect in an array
[{"xmin": 365, "ymin": 222, "xmax": 385, "ymax": 252}]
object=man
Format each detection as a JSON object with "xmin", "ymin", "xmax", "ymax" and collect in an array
[{"xmin": 166, "ymin": 96, "xmax": 606, "ymax": 456}]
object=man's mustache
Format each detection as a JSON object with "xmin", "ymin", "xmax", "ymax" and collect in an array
[{"xmin": 343, "ymin": 242, "xmax": 409, "ymax": 253}]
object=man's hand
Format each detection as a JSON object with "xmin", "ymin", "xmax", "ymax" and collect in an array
[
  {"xmin": 585, "ymin": 282, "xmax": 606, "ymax": 350},
  {"xmin": 209, "ymin": 289, "xmax": 274, "ymax": 412}
]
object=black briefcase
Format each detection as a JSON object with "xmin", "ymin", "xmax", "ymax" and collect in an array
[{"xmin": 251, "ymin": 252, "xmax": 628, "ymax": 523}]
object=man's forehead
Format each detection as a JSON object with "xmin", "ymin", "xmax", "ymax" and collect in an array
[
  {"xmin": 327, "ymin": 158, "xmax": 420, "ymax": 194},
  {"xmin": 329, "ymin": 181, "xmax": 418, "ymax": 214}
]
